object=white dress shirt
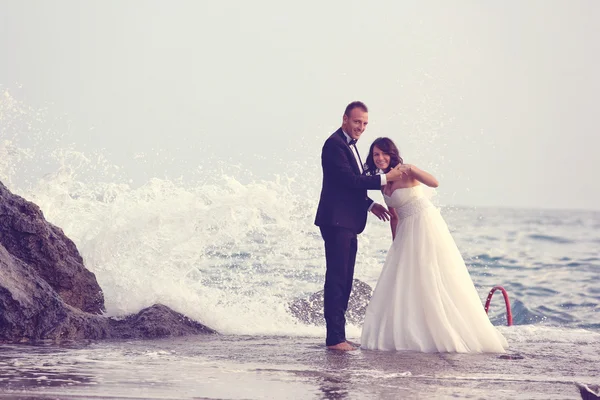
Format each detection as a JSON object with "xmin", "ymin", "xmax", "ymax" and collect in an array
[
  {"xmin": 341, "ymin": 130, "xmax": 387, "ymax": 212},
  {"xmin": 341, "ymin": 130, "xmax": 387, "ymax": 187}
]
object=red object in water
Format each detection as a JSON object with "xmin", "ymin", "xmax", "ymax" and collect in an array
[{"xmin": 484, "ymin": 286, "xmax": 513, "ymax": 326}]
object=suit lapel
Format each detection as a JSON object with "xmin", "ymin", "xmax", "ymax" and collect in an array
[
  {"xmin": 353, "ymin": 146, "xmax": 364, "ymax": 174},
  {"xmin": 335, "ymin": 129, "xmax": 362, "ymax": 175}
]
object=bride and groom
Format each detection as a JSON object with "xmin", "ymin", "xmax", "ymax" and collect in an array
[{"xmin": 314, "ymin": 101, "xmax": 508, "ymax": 352}]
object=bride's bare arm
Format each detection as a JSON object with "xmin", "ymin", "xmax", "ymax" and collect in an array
[
  {"xmin": 405, "ymin": 165, "xmax": 439, "ymax": 188},
  {"xmin": 389, "ymin": 207, "xmax": 398, "ymax": 240}
]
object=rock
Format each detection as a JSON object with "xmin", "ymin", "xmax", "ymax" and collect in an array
[
  {"xmin": 0, "ymin": 180, "xmax": 216, "ymax": 343},
  {"xmin": 288, "ymin": 279, "xmax": 373, "ymax": 325},
  {"xmin": 109, "ymin": 304, "xmax": 217, "ymax": 339},
  {"xmin": 0, "ymin": 242, "xmax": 109, "ymax": 342},
  {"xmin": 0, "ymin": 238, "xmax": 216, "ymax": 343},
  {"xmin": 576, "ymin": 382, "xmax": 600, "ymax": 400},
  {"xmin": 0, "ymin": 181, "xmax": 104, "ymax": 314}
]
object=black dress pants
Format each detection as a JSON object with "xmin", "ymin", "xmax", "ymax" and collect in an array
[{"xmin": 320, "ymin": 226, "xmax": 357, "ymax": 346}]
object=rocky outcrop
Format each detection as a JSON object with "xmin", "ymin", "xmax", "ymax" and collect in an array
[
  {"xmin": 576, "ymin": 382, "xmax": 600, "ymax": 400},
  {"xmin": 0, "ymin": 181, "xmax": 216, "ymax": 343},
  {"xmin": 109, "ymin": 304, "xmax": 216, "ymax": 339},
  {"xmin": 0, "ymin": 242, "xmax": 105, "ymax": 341},
  {"xmin": 0, "ymin": 181, "xmax": 104, "ymax": 314},
  {"xmin": 288, "ymin": 279, "xmax": 373, "ymax": 325}
]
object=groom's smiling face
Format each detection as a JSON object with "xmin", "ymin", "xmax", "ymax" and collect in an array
[{"xmin": 342, "ymin": 108, "xmax": 369, "ymax": 140}]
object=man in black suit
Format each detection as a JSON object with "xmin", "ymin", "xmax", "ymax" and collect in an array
[{"xmin": 315, "ymin": 101, "xmax": 406, "ymax": 351}]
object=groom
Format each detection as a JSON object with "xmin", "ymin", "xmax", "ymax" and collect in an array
[{"xmin": 315, "ymin": 101, "xmax": 405, "ymax": 351}]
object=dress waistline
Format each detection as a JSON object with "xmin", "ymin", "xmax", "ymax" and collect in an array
[{"xmin": 395, "ymin": 197, "xmax": 433, "ymax": 220}]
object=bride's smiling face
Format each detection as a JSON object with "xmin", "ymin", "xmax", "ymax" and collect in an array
[{"xmin": 372, "ymin": 145, "xmax": 390, "ymax": 170}]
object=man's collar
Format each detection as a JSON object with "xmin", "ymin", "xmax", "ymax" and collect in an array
[{"xmin": 341, "ymin": 129, "xmax": 353, "ymax": 144}]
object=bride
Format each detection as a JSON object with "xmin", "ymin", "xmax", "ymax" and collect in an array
[{"xmin": 360, "ymin": 137, "xmax": 508, "ymax": 353}]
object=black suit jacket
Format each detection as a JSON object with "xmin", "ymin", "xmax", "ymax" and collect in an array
[{"xmin": 314, "ymin": 128, "xmax": 383, "ymax": 234}]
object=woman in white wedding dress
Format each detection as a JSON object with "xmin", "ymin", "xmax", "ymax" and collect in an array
[{"xmin": 360, "ymin": 138, "xmax": 508, "ymax": 353}]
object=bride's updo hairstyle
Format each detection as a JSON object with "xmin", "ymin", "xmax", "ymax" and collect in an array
[{"xmin": 364, "ymin": 137, "xmax": 403, "ymax": 176}]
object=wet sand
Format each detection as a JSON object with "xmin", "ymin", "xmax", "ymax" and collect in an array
[{"xmin": 0, "ymin": 326, "xmax": 598, "ymax": 399}]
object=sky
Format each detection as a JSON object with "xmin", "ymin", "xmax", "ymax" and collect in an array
[{"xmin": 1, "ymin": 1, "xmax": 599, "ymax": 210}]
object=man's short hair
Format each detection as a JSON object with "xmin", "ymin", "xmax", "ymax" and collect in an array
[{"xmin": 344, "ymin": 101, "xmax": 368, "ymax": 116}]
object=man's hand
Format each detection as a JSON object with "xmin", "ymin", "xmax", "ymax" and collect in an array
[
  {"xmin": 397, "ymin": 164, "xmax": 412, "ymax": 175},
  {"xmin": 371, "ymin": 203, "xmax": 391, "ymax": 221},
  {"xmin": 386, "ymin": 164, "xmax": 412, "ymax": 181}
]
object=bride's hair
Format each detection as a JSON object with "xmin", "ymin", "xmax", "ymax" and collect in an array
[{"xmin": 364, "ymin": 137, "xmax": 403, "ymax": 176}]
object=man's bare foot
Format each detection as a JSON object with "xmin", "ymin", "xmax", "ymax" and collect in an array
[
  {"xmin": 327, "ymin": 341, "xmax": 357, "ymax": 351},
  {"xmin": 346, "ymin": 340, "xmax": 361, "ymax": 348}
]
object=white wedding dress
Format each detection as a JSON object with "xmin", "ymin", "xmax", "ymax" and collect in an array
[{"xmin": 360, "ymin": 185, "xmax": 508, "ymax": 353}]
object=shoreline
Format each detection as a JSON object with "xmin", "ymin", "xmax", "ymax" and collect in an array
[{"xmin": 0, "ymin": 329, "xmax": 598, "ymax": 399}]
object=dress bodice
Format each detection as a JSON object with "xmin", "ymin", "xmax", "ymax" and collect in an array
[
  {"xmin": 383, "ymin": 185, "xmax": 433, "ymax": 221},
  {"xmin": 383, "ymin": 185, "xmax": 426, "ymax": 207}
]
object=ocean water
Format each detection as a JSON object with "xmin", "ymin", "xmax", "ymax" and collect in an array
[{"xmin": 1, "ymin": 95, "xmax": 599, "ymax": 399}]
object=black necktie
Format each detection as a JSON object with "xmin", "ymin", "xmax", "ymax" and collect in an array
[{"xmin": 349, "ymin": 139, "xmax": 357, "ymax": 146}]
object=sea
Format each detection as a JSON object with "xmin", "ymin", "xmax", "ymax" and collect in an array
[{"xmin": 0, "ymin": 97, "xmax": 599, "ymax": 399}]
